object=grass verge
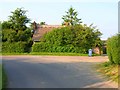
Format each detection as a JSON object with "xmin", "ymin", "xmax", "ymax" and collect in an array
[
  {"xmin": 2, "ymin": 52, "xmax": 99, "ymax": 56},
  {"xmin": 30, "ymin": 52, "xmax": 89, "ymax": 56},
  {"xmin": 0, "ymin": 64, "xmax": 7, "ymax": 89},
  {"xmin": 0, "ymin": 64, "xmax": 2, "ymax": 89},
  {"xmin": 1, "ymin": 53, "xmax": 29, "ymax": 55},
  {"xmin": 96, "ymin": 62, "xmax": 119, "ymax": 83}
]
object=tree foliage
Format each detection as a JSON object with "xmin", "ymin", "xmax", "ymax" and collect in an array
[
  {"xmin": 62, "ymin": 7, "xmax": 82, "ymax": 26},
  {"xmin": 8, "ymin": 8, "xmax": 30, "ymax": 31},
  {"xmin": 1, "ymin": 21, "xmax": 11, "ymax": 29}
]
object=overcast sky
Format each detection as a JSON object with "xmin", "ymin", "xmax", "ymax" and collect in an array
[{"xmin": 0, "ymin": 0, "xmax": 118, "ymax": 40}]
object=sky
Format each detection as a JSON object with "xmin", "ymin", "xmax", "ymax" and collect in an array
[{"xmin": 0, "ymin": 0, "xmax": 119, "ymax": 40}]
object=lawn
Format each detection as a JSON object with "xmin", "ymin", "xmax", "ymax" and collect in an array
[{"xmin": 96, "ymin": 62, "xmax": 119, "ymax": 83}]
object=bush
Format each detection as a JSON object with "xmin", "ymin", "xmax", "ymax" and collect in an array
[
  {"xmin": 107, "ymin": 34, "xmax": 120, "ymax": 65},
  {"xmin": 2, "ymin": 42, "xmax": 30, "ymax": 53}
]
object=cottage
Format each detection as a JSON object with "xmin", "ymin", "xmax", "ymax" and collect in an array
[
  {"xmin": 32, "ymin": 23, "xmax": 107, "ymax": 55},
  {"xmin": 32, "ymin": 23, "xmax": 62, "ymax": 42}
]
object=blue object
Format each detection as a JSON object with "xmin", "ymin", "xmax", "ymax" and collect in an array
[{"xmin": 88, "ymin": 49, "xmax": 92, "ymax": 57}]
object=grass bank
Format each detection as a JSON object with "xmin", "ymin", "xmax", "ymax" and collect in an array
[{"xmin": 96, "ymin": 62, "xmax": 119, "ymax": 83}]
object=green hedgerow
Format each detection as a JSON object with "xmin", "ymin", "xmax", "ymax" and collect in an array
[
  {"xmin": 2, "ymin": 42, "xmax": 30, "ymax": 53},
  {"xmin": 107, "ymin": 34, "xmax": 120, "ymax": 65}
]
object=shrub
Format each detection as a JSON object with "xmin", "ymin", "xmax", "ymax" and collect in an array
[
  {"xmin": 2, "ymin": 42, "xmax": 30, "ymax": 53},
  {"xmin": 107, "ymin": 34, "xmax": 120, "ymax": 65}
]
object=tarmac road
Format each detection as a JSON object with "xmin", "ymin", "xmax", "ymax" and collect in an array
[{"xmin": 2, "ymin": 56, "xmax": 118, "ymax": 88}]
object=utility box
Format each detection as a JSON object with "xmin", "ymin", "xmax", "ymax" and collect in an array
[{"xmin": 88, "ymin": 49, "xmax": 92, "ymax": 57}]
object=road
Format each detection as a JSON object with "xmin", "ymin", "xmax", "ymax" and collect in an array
[{"xmin": 2, "ymin": 56, "xmax": 117, "ymax": 88}]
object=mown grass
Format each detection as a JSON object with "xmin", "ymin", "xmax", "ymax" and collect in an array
[
  {"xmin": 2, "ymin": 52, "xmax": 99, "ymax": 56},
  {"xmin": 96, "ymin": 62, "xmax": 119, "ymax": 83}
]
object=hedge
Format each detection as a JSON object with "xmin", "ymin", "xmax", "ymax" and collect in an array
[
  {"xmin": 2, "ymin": 42, "xmax": 30, "ymax": 53},
  {"xmin": 107, "ymin": 34, "xmax": 120, "ymax": 65},
  {"xmin": 32, "ymin": 42, "xmax": 87, "ymax": 53}
]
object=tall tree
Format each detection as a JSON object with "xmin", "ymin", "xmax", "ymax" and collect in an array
[
  {"xmin": 62, "ymin": 7, "xmax": 82, "ymax": 26},
  {"xmin": 8, "ymin": 8, "xmax": 30, "ymax": 31},
  {"xmin": 2, "ymin": 8, "xmax": 32, "ymax": 42}
]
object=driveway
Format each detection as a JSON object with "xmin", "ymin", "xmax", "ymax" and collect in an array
[{"xmin": 2, "ymin": 56, "xmax": 117, "ymax": 88}]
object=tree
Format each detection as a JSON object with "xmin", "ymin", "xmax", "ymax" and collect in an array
[
  {"xmin": 2, "ymin": 8, "xmax": 32, "ymax": 42},
  {"xmin": 2, "ymin": 8, "xmax": 33, "ymax": 53},
  {"xmin": 62, "ymin": 7, "xmax": 82, "ymax": 26},
  {"xmin": 8, "ymin": 8, "xmax": 30, "ymax": 31},
  {"xmin": 40, "ymin": 22, "xmax": 46, "ymax": 25}
]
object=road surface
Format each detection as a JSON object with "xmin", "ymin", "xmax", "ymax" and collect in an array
[{"xmin": 2, "ymin": 56, "xmax": 117, "ymax": 88}]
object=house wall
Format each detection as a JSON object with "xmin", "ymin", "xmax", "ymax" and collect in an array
[
  {"xmin": 93, "ymin": 47, "xmax": 101, "ymax": 55},
  {"xmin": 93, "ymin": 46, "xmax": 107, "ymax": 55}
]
